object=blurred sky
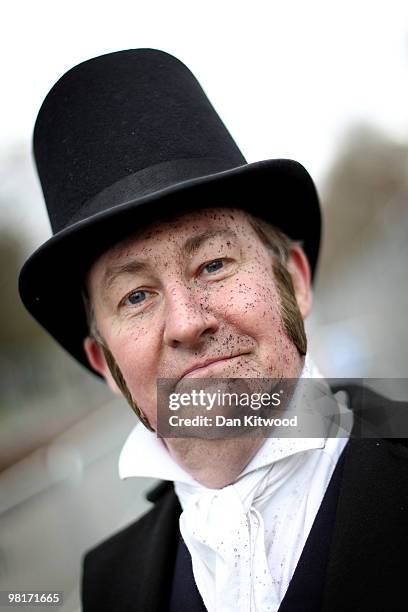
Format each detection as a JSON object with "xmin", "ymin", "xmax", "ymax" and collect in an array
[{"xmin": 2, "ymin": 0, "xmax": 408, "ymax": 238}]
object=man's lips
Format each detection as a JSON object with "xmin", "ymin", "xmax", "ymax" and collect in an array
[{"xmin": 179, "ymin": 353, "xmax": 250, "ymax": 380}]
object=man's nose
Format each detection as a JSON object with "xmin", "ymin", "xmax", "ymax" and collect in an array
[{"xmin": 163, "ymin": 284, "xmax": 219, "ymax": 348}]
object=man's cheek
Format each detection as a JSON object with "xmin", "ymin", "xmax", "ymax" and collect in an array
[
  {"xmin": 127, "ymin": 374, "xmax": 158, "ymax": 423},
  {"xmin": 230, "ymin": 287, "xmax": 282, "ymax": 329},
  {"xmin": 219, "ymin": 277, "xmax": 277, "ymax": 315},
  {"xmin": 111, "ymin": 349, "xmax": 149, "ymax": 399}
]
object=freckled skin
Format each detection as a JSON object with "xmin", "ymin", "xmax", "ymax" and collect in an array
[{"xmin": 85, "ymin": 208, "xmax": 309, "ymax": 487}]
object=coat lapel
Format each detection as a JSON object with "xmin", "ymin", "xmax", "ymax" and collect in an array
[
  {"xmin": 82, "ymin": 481, "xmax": 181, "ymax": 612},
  {"xmin": 134, "ymin": 483, "xmax": 181, "ymax": 611},
  {"xmin": 322, "ymin": 390, "xmax": 408, "ymax": 611}
]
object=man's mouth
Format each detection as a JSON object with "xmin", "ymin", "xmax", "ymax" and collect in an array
[{"xmin": 179, "ymin": 353, "xmax": 250, "ymax": 380}]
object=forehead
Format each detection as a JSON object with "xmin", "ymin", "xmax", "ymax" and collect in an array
[
  {"xmin": 115, "ymin": 207, "xmax": 251, "ymax": 250},
  {"xmin": 87, "ymin": 207, "xmax": 257, "ymax": 281}
]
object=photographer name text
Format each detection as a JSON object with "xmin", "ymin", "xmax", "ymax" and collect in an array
[{"xmin": 168, "ymin": 415, "xmax": 298, "ymax": 427}]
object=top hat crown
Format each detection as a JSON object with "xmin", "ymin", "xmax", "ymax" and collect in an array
[
  {"xmin": 34, "ymin": 49, "xmax": 247, "ymax": 235},
  {"xmin": 19, "ymin": 48, "xmax": 321, "ymax": 373}
]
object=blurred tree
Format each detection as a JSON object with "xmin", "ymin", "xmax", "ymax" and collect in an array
[
  {"xmin": 0, "ymin": 230, "xmax": 46, "ymax": 345},
  {"xmin": 319, "ymin": 124, "xmax": 408, "ymax": 279},
  {"xmin": 309, "ymin": 124, "xmax": 408, "ymax": 377}
]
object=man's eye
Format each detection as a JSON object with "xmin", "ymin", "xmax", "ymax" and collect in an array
[
  {"xmin": 123, "ymin": 290, "xmax": 147, "ymax": 306},
  {"xmin": 202, "ymin": 259, "xmax": 225, "ymax": 274}
]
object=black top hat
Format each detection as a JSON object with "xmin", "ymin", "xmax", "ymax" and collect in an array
[{"xmin": 19, "ymin": 49, "xmax": 321, "ymax": 374}]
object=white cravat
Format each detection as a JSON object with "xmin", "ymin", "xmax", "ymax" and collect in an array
[
  {"xmin": 119, "ymin": 356, "xmax": 351, "ymax": 611},
  {"xmin": 176, "ymin": 437, "xmax": 329, "ymax": 611}
]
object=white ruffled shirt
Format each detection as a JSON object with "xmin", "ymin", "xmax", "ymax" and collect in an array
[{"xmin": 119, "ymin": 356, "xmax": 350, "ymax": 611}]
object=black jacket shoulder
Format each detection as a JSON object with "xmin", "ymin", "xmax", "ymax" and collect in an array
[{"xmin": 82, "ymin": 481, "xmax": 180, "ymax": 612}]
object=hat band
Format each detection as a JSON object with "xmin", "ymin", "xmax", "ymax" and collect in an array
[{"xmin": 67, "ymin": 157, "xmax": 244, "ymax": 228}]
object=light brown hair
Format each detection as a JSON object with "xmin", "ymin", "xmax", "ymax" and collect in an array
[{"xmin": 246, "ymin": 214, "xmax": 307, "ymax": 356}]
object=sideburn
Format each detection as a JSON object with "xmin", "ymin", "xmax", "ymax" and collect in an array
[
  {"xmin": 100, "ymin": 343, "xmax": 155, "ymax": 431},
  {"xmin": 272, "ymin": 259, "xmax": 307, "ymax": 356}
]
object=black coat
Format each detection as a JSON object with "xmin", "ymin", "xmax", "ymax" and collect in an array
[{"xmin": 82, "ymin": 387, "xmax": 408, "ymax": 611}]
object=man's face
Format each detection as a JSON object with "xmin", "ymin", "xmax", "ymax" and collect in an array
[{"xmin": 84, "ymin": 208, "xmax": 311, "ymax": 430}]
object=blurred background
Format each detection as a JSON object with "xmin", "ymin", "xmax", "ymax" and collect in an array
[{"xmin": 1, "ymin": 1, "xmax": 408, "ymax": 610}]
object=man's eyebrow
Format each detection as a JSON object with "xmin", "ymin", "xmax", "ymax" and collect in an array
[
  {"xmin": 100, "ymin": 229, "xmax": 238, "ymax": 293},
  {"xmin": 101, "ymin": 259, "xmax": 152, "ymax": 293},
  {"xmin": 183, "ymin": 229, "xmax": 238, "ymax": 256}
]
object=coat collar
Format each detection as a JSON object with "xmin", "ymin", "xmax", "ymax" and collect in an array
[{"xmin": 322, "ymin": 386, "xmax": 408, "ymax": 611}]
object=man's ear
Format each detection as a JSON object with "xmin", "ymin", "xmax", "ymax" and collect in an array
[
  {"xmin": 285, "ymin": 245, "xmax": 313, "ymax": 319},
  {"xmin": 83, "ymin": 336, "xmax": 122, "ymax": 396}
]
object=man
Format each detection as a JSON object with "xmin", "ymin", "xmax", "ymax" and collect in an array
[{"xmin": 19, "ymin": 49, "xmax": 407, "ymax": 611}]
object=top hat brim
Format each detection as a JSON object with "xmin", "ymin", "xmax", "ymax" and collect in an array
[{"xmin": 19, "ymin": 158, "xmax": 321, "ymax": 375}]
